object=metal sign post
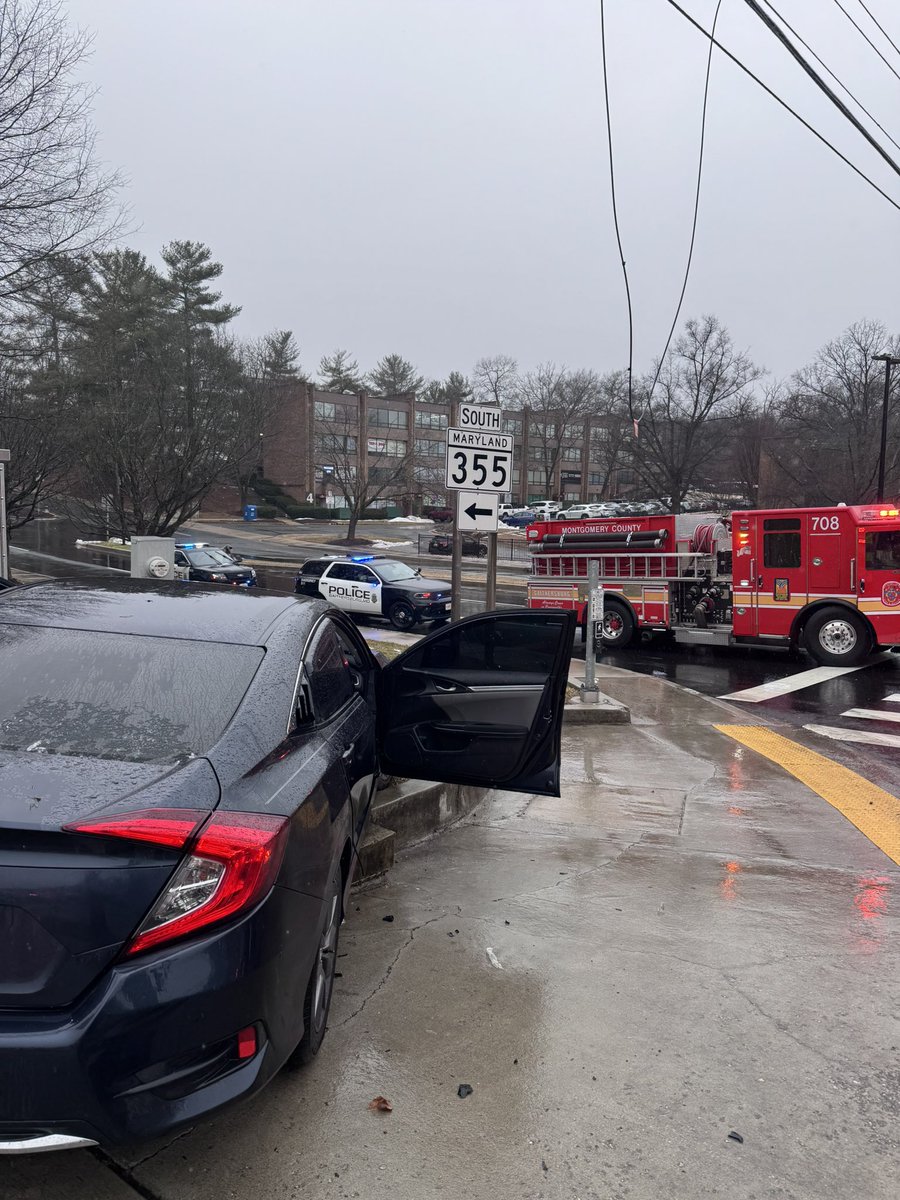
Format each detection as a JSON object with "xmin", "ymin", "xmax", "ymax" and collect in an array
[
  {"xmin": 485, "ymin": 530, "xmax": 498, "ymax": 610},
  {"xmin": 582, "ymin": 560, "xmax": 602, "ymax": 701},
  {"xmin": 449, "ymin": 402, "xmax": 463, "ymax": 621},
  {"xmin": 0, "ymin": 449, "xmax": 10, "ymax": 581}
]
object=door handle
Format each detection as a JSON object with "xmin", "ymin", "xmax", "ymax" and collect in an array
[
  {"xmin": 757, "ymin": 575, "xmax": 763, "ymax": 589},
  {"xmin": 859, "ymin": 578, "xmax": 866, "ymax": 594},
  {"xmin": 341, "ymin": 743, "xmax": 355, "ymax": 762},
  {"xmin": 434, "ymin": 680, "xmax": 458, "ymax": 692}
]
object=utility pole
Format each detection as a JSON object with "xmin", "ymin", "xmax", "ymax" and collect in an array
[
  {"xmin": 873, "ymin": 354, "xmax": 900, "ymax": 501},
  {"xmin": 0, "ymin": 448, "xmax": 10, "ymax": 580},
  {"xmin": 485, "ymin": 530, "xmax": 497, "ymax": 610}
]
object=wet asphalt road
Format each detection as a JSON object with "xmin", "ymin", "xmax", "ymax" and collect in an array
[{"xmin": 585, "ymin": 635, "xmax": 900, "ymax": 793}]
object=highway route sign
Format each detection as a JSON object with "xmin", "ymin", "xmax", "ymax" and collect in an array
[
  {"xmin": 456, "ymin": 490, "xmax": 499, "ymax": 533},
  {"xmin": 457, "ymin": 403, "xmax": 501, "ymax": 432},
  {"xmin": 445, "ymin": 428, "xmax": 514, "ymax": 492}
]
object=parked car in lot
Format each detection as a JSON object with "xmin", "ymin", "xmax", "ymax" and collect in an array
[
  {"xmin": 501, "ymin": 510, "xmax": 536, "ymax": 527},
  {"xmin": 174, "ymin": 543, "xmax": 257, "ymax": 587},
  {"xmin": 423, "ymin": 505, "xmax": 452, "ymax": 523},
  {"xmin": 295, "ymin": 554, "xmax": 452, "ymax": 629},
  {"xmin": 0, "ymin": 580, "xmax": 574, "ymax": 1151},
  {"xmin": 428, "ymin": 532, "xmax": 488, "ymax": 558}
]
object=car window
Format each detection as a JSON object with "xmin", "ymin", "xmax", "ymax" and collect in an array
[
  {"xmin": 307, "ymin": 622, "xmax": 356, "ymax": 721},
  {"xmin": 301, "ymin": 560, "xmax": 328, "ymax": 577},
  {"xmin": 865, "ymin": 530, "xmax": 900, "ymax": 571},
  {"xmin": 326, "ymin": 563, "xmax": 356, "ymax": 581},
  {"xmin": 187, "ymin": 549, "xmax": 233, "ymax": 569},
  {"xmin": 174, "ymin": 551, "xmax": 188, "ymax": 566},
  {"xmin": 0, "ymin": 626, "xmax": 263, "ymax": 762},
  {"xmin": 413, "ymin": 613, "xmax": 567, "ymax": 675}
]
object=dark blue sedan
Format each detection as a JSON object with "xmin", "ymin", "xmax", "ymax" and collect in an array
[{"xmin": 0, "ymin": 580, "xmax": 573, "ymax": 1152}]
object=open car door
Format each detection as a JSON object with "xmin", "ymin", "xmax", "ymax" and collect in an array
[{"xmin": 377, "ymin": 610, "xmax": 575, "ymax": 797}]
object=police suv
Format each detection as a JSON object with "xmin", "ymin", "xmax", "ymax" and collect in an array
[{"xmin": 294, "ymin": 555, "xmax": 452, "ymax": 630}]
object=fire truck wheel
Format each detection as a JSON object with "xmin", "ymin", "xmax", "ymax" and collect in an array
[
  {"xmin": 600, "ymin": 601, "xmax": 635, "ymax": 648},
  {"xmin": 803, "ymin": 606, "xmax": 870, "ymax": 666}
]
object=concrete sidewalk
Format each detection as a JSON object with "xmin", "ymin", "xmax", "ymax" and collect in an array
[{"xmin": 14, "ymin": 666, "xmax": 898, "ymax": 1200}]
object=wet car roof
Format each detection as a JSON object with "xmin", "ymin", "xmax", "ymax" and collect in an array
[{"xmin": 0, "ymin": 579, "xmax": 319, "ymax": 645}]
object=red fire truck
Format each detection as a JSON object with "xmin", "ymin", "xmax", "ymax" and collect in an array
[{"xmin": 526, "ymin": 504, "xmax": 900, "ymax": 666}]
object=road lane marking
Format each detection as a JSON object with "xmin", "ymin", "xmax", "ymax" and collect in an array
[
  {"xmin": 842, "ymin": 707, "xmax": 900, "ymax": 724},
  {"xmin": 719, "ymin": 660, "xmax": 882, "ymax": 703},
  {"xmin": 716, "ymin": 725, "xmax": 900, "ymax": 865},
  {"xmin": 804, "ymin": 724, "xmax": 900, "ymax": 749}
]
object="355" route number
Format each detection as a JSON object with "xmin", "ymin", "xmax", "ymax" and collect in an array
[{"xmin": 445, "ymin": 447, "xmax": 512, "ymax": 491}]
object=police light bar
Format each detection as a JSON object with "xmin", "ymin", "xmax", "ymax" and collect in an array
[
  {"xmin": 350, "ymin": 555, "xmax": 375, "ymax": 562},
  {"xmin": 861, "ymin": 509, "xmax": 900, "ymax": 519}
]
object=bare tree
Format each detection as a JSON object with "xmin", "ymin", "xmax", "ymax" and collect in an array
[
  {"xmin": 588, "ymin": 370, "xmax": 631, "ymax": 496},
  {"xmin": 630, "ymin": 316, "xmax": 763, "ymax": 512},
  {"xmin": 229, "ymin": 330, "xmax": 301, "ymax": 506},
  {"xmin": 0, "ymin": 0, "xmax": 122, "ymax": 305},
  {"xmin": 766, "ymin": 319, "xmax": 900, "ymax": 504},
  {"xmin": 472, "ymin": 354, "xmax": 519, "ymax": 406},
  {"xmin": 0, "ymin": 362, "xmax": 70, "ymax": 529},
  {"xmin": 315, "ymin": 401, "xmax": 415, "ymax": 541},
  {"xmin": 519, "ymin": 363, "xmax": 599, "ymax": 500}
]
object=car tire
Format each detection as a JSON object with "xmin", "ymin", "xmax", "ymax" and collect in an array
[
  {"xmin": 389, "ymin": 601, "xmax": 417, "ymax": 631},
  {"xmin": 803, "ymin": 606, "xmax": 870, "ymax": 666},
  {"xmin": 600, "ymin": 600, "xmax": 635, "ymax": 649},
  {"xmin": 289, "ymin": 865, "xmax": 342, "ymax": 1067},
  {"xmin": 478, "ymin": 545, "xmax": 488, "ymax": 558}
]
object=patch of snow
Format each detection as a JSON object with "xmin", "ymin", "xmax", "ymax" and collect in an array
[
  {"xmin": 386, "ymin": 515, "xmax": 432, "ymax": 523},
  {"xmin": 76, "ymin": 537, "xmax": 131, "ymax": 546},
  {"xmin": 371, "ymin": 540, "xmax": 414, "ymax": 549}
]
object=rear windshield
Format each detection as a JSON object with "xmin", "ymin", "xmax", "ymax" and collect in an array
[{"xmin": 0, "ymin": 626, "xmax": 263, "ymax": 763}]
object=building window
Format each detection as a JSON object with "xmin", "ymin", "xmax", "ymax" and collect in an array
[
  {"xmin": 530, "ymin": 422, "xmax": 555, "ymax": 439},
  {"xmin": 503, "ymin": 416, "xmax": 522, "ymax": 435},
  {"xmin": 367, "ymin": 437, "xmax": 407, "ymax": 456},
  {"xmin": 414, "ymin": 410, "xmax": 448, "ymax": 430},
  {"xmin": 414, "ymin": 438, "xmax": 446, "ymax": 457},
  {"xmin": 527, "ymin": 469, "xmax": 546, "ymax": 486},
  {"xmin": 512, "ymin": 469, "xmax": 520, "ymax": 484},
  {"xmin": 314, "ymin": 401, "xmax": 336, "ymax": 420},
  {"xmin": 562, "ymin": 446, "xmax": 581, "ymax": 462},
  {"xmin": 316, "ymin": 434, "xmax": 356, "ymax": 453},
  {"xmin": 370, "ymin": 408, "xmax": 408, "ymax": 429},
  {"xmin": 528, "ymin": 445, "xmax": 544, "ymax": 463},
  {"xmin": 588, "ymin": 472, "xmax": 603, "ymax": 486},
  {"xmin": 617, "ymin": 468, "xmax": 636, "ymax": 485}
]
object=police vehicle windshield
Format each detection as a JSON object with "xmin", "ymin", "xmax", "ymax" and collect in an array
[{"xmin": 371, "ymin": 561, "xmax": 419, "ymax": 582}]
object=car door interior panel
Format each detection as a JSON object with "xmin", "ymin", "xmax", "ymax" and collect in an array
[{"xmin": 378, "ymin": 610, "xmax": 574, "ymax": 796}]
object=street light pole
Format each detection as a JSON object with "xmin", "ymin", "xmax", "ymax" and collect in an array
[{"xmin": 873, "ymin": 353, "xmax": 900, "ymax": 501}]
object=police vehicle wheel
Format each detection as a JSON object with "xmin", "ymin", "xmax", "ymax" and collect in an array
[
  {"xmin": 803, "ymin": 606, "xmax": 869, "ymax": 666},
  {"xmin": 389, "ymin": 601, "xmax": 416, "ymax": 630},
  {"xmin": 477, "ymin": 544, "xmax": 488, "ymax": 558},
  {"xmin": 600, "ymin": 600, "xmax": 635, "ymax": 648}
]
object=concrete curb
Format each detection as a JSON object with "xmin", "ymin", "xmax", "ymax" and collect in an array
[
  {"xmin": 357, "ymin": 778, "xmax": 489, "ymax": 880},
  {"xmin": 563, "ymin": 693, "xmax": 631, "ymax": 724}
]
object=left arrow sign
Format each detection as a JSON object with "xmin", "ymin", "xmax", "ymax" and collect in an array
[{"xmin": 464, "ymin": 501, "xmax": 493, "ymax": 520}]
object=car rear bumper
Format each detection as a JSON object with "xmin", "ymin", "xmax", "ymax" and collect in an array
[{"xmin": 0, "ymin": 885, "xmax": 322, "ymax": 1149}]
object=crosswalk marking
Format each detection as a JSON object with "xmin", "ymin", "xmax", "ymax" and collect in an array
[
  {"xmin": 803, "ymin": 723, "xmax": 900, "ymax": 749},
  {"xmin": 842, "ymin": 707, "xmax": 900, "ymax": 725},
  {"xmin": 719, "ymin": 657, "xmax": 886, "ymax": 703}
]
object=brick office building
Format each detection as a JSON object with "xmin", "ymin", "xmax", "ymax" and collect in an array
[{"xmin": 261, "ymin": 381, "xmax": 637, "ymax": 509}]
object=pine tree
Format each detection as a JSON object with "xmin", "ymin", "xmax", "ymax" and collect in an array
[
  {"xmin": 318, "ymin": 348, "xmax": 363, "ymax": 393},
  {"xmin": 368, "ymin": 353, "xmax": 424, "ymax": 396}
]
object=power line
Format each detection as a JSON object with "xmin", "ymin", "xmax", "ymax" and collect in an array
[
  {"xmin": 599, "ymin": 0, "xmax": 635, "ymax": 424},
  {"xmin": 743, "ymin": 0, "xmax": 900, "ymax": 179},
  {"xmin": 646, "ymin": 0, "xmax": 724, "ymax": 404},
  {"xmin": 760, "ymin": 0, "xmax": 900, "ymax": 154},
  {"xmin": 831, "ymin": 0, "xmax": 900, "ymax": 85},
  {"xmin": 664, "ymin": 0, "xmax": 900, "ymax": 214},
  {"xmin": 854, "ymin": 0, "xmax": 900, "ymax": 61}
]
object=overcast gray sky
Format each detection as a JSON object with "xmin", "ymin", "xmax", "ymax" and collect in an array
[{"xmin": 68, "ymin": 0, "xmax": 899, "ymax": 384}]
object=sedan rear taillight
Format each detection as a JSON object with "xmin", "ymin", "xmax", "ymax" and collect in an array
[{"xmin": 66, "ymin": 810, "xmax": 290, "ymax": 956}]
